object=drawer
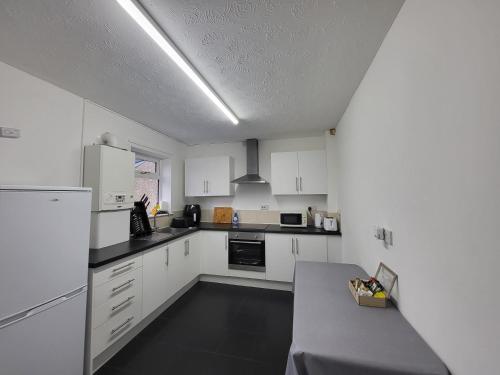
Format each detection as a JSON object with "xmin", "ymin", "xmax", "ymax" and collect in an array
[
  {"xmin": 92, "ymin": 255, "xmax": 142, "ymax": 287},
  {"xmin": 91, "ymin": 297, "xmax": 141, "ymax": 358},
  {"xmin": 92, "ymin": 278, "xmax": 142, "ymax": 328},
  {"xmin": 93, "ymin": 268, "xmax": 141, "ymax": 308}
]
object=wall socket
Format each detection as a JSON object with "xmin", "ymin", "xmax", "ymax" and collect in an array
[
  {"xmin": 260, "ymin": 205, "xmax": 270, "ymax": 210},
  {"xmin": 373, "ymin": 226, "xmax": 393, "ymax": 247},
  {"xmin": 0, "ymin": 127, "xmax": 21, "ymax": 139}
]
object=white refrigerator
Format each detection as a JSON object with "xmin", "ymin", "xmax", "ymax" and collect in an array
[{"xmin": 0, "ymin": 186, "xmax": 91, "ymax": 375}]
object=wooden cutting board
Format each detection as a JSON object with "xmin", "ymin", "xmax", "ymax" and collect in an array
[{"xmin": 213, "ymin": 207, "xmax": 233, "ymax": 224}]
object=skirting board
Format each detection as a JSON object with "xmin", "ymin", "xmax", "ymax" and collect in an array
[{"xmin": 200, "ymin": 274, "xmax": 293, "ymax": 291}]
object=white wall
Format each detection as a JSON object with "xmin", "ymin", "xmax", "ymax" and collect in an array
[
  {"xmin": 185, "ymin": 136, "xmax": 328, "ymax": 211},
  {"xmin": 0, "ymin": 61, "xmax": 187, "ymax": 210},
  {"xmin": 82, "ymin": 102, "xmax": 186, "ymax": 211},
  {"xmin": 0, "ymin": 61, "xmax": 83, "ymax": 186},
  {"xmin": 325, "ymin": 130, "xmax": 339, "ymax": 213},
  {"xmin": 336, "ymin": 1, "xmax": 500, "ymax": 374}
]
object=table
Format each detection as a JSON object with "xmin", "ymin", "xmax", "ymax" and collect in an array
[{"xmin": 286, "ymin": 262, "xmax": 449, "ymax": 375}]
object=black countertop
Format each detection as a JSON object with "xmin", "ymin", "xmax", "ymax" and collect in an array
[
  {"xmin": 89, "ymin": 223, "xmax": 341, "ymax": 269},
  {"xmin": 198, "ymin": 222, "xmax": 269, "ymax": 231},
  {"xmin": 265, "ymin": 224, "xmax": 341, "ymax": 236}
]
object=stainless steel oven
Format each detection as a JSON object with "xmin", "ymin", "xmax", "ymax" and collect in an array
[{"xmin": 228, "ymin": 232, "xmax": 265, "ymax": 272}]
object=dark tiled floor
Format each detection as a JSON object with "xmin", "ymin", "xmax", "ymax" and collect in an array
[{"xmin": 96, "ymin": 282, "xmax": 294, "ymax": 375}]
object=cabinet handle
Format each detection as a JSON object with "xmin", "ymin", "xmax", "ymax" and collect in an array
[
  {"xmin": 112, "ymin": 262, "xmax": 134, "ymax": 273},
  {"xmin": 112, "ymin": 279, "xmax": 135, "ymax": 292},
  {"xmin": 296, "ymin": 238, "xmax": 299, "ymax": 255},
  {"xmin": 295, "ymin": 177, "xmax": 299, "ymax": 192},
  {"xmin": 111, "ymin": 296, "xmax": 135, "ymax": 311},
  {"xmin": 300, "ymin": 177, "xmax": 303, "ymax": 192},
  {"xmin": 291, "ymin": 237, "xmax": 295, "ymax": 255},
  {"xmin": 165, "ymin": 247, "xmax": 169, "ymax": 266},
  {"xmin": 185, "ymin": 240, "xmax": 190, "ymax": 256},
  {"xmin": 225, "ymin": 235, "xmax": 228, "ymax": 251},
  {"xmin": 110, "ymin": 316, "xmax": 134, "ymax": 335}
]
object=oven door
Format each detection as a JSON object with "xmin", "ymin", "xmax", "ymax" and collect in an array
[{"xmin": 228, "ymin": 240, "xmax": 265, "ymax": 272}]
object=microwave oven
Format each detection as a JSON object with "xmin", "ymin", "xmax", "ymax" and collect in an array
[{"xmin": 280, "ymin": 210, "xmax": 308, "ymax": 227}]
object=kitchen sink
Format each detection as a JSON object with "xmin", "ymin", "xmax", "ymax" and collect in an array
[
  {"xmin": 156, "ymin": 227, "xmax": 193, "ymax": 235},
  {"xmin": 133, "ymin": 232, "xmax": 173, "ymax": 241}
]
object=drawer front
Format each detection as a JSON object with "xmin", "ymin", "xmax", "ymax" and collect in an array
[
  {"xmin": 92, "ymin": 276, "xmax": 142, "ymax": 329},
  {"xmin": 91, "ymin": 298, "xmax": 141, "ymax": 358},
  {"xmin": 92, "ymin": 255, "xmax": 143, "ymax": 287},
  {"xmin": 93, "ymin": 268, "xmax": 141, "ymax": 308}
]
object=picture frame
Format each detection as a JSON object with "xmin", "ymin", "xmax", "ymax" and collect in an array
[{"xmin": 375, "ymin": 262, "xmax": 398, "ymax": 298}]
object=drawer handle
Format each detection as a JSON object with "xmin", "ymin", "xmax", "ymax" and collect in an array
[
  {"xmin": 112, "ymin": 262, "xmax": 134, "ymax": 273},
  {"xmin": 111, "ymin": 296, "xmax": 135, "ymax": 311},
  {"xmin": 112, "ymin": 279, "xmax": 135, "ymax": 292},
  {"xmin": 110, "ymin": 316, "xmax": 134, "ymax": 335}
]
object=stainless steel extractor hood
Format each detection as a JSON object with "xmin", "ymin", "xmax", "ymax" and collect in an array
[{"xmin": 231, "ymin": 139, "xmax": 268, "ymax": 184}]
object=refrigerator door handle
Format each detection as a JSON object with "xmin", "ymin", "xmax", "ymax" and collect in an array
[{"xmin": 0, "ymin": 285, "xmax": 87, "ymax": 330}]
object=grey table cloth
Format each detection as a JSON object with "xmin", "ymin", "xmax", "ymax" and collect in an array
[{"xmin": 286, "ymin": 262, "xmax": 449, "ymax": 375}]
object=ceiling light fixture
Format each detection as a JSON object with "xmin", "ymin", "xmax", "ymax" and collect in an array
[{"xmin": 115, "ymin": 0, "xmax": 239, "ymax": 125}]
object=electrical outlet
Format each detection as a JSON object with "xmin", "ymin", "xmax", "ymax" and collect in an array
[
  {"xmin": 0, "ymin": 127, "xmax": 20, "ymax": 139},
  {"xmin": 260, "ymin": 205, "xmax": 269, "ymax": 211}
]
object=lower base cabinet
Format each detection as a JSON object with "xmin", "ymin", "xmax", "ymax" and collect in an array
[
  {"xmin": 87, "ymin": 230, "xmax": 331, "ymax": 373},
  {"xmin": 142, "ymin": 233, "xmax": 201, "ymax": 318},
  {"xmin": 266, "ymin": 234, "xmax": 328, "ymax": 282},
  {"xmin": 200, "ymin": 231, "xmax": 229, "ymax": 276}
]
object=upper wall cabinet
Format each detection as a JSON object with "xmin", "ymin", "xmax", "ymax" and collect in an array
[
  {"xmin": 185, "ymin": 156, "xmax": 234, "ymax": 197},
  {"xmin": 271, "ymin": 150, "xmax": 327, "ymax": 195}
]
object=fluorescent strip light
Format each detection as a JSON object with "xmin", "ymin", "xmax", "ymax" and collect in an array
[{"xmin": 115, "ymin": 0, "xmax": 239, "ymax": 125}]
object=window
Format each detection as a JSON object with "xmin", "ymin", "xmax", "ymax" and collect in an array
[{"xmin": 134, "ymin": 154, "xmax": 160, "ymax": 215}]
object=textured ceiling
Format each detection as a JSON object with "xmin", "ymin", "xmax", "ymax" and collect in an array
[{"xmin": 0, "ymin": 0, "xmax": 403, "ymax": 144}]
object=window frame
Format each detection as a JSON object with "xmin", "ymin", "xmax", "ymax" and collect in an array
[{"xmin": 134, "ymin": 153, "xmax": 161, "ymax": 213}]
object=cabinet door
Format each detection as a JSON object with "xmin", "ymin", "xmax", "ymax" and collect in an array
[
  {"xmin": 294, "ymin": 235, "xmax": 328, "ymax": 262},
  {"xmin": 186, "ymin": 233, "xmax": 201, "ymax": 282},
  {"xmin": 205, "ymin": 157, "xmax": 234, "ymax": 196},
  {"xmin": 266, "ymin": 234, "xmax": 296, "ymax": 282},
  {"xmin": 142, "ymin": 246, "xmax": 168, "ymax": 317},
  {"xmin": 270, "ymin": 152, "xmax": 299, "ymax": 195},
  {"xmin": 185, "ymin": 158, "xmax": 206, "ymax": 197},
  {"xmin": 297, "ymin": 150, "xmax": 327, "ymax": 194},
  {"xmin": 200, "ymin": 231, "xmax": 228, "ymax": 276},
  {"xmin": 166, "ymin": 239, "xmax": 186, "ymax": 299}
]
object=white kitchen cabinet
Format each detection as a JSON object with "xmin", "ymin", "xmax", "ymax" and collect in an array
[
  {"xmin": 270, "ymin": 150, "xmax": 327, "ymax": 195},
  {"xmin": 266, "ymin": 234, "xmax": 328, "ymax": 282},
  {"xmin": 265, "ymin": 234, "xmax": 296, "ymax": 282},
  {"xmin": 142, "ymin": 245, "xmax": 169, "ymax": 318},
  {"xmin": 87, "ymin": 255, "xmax": 143, "ymax": 368},
  {"xmin": 184, "ymin": 158, "xmax": 205, "ymax": 197},
  {"xmin": 167, "ymin": 239, "xmax": 186, "ymax": 296},
  {"xmin": 185, "ymin": 233, "xmax": 201, "ymax": 283},
  {"xmin": 200, "ymin": 231, "xmax": 229, "ymax": 276},
  {"xmin": 297, "ymin": 150, "xmax": 327, "ymax": 194},
  {"xmin": 294, "ymin": 235, "xmax": 328, "ymax": 262},
  {"xmin": 83, "ymin": 145, "xmax": 135, "ymax": 211},
  {"xmin": 142, "ymin": 233, "xmax": 202, "ymax": 319},
  {"xmin": 269, "ymin": 152, "xmax": 299, "ymax": 195},
  {"xmin": 185, "ymin": 156, "xmax": 234, "ymax": 197}
]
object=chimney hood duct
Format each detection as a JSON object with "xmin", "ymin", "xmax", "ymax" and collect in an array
[{"xmin": 231, "ymin": 139, "xmax": 268, "ymax": 184}]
